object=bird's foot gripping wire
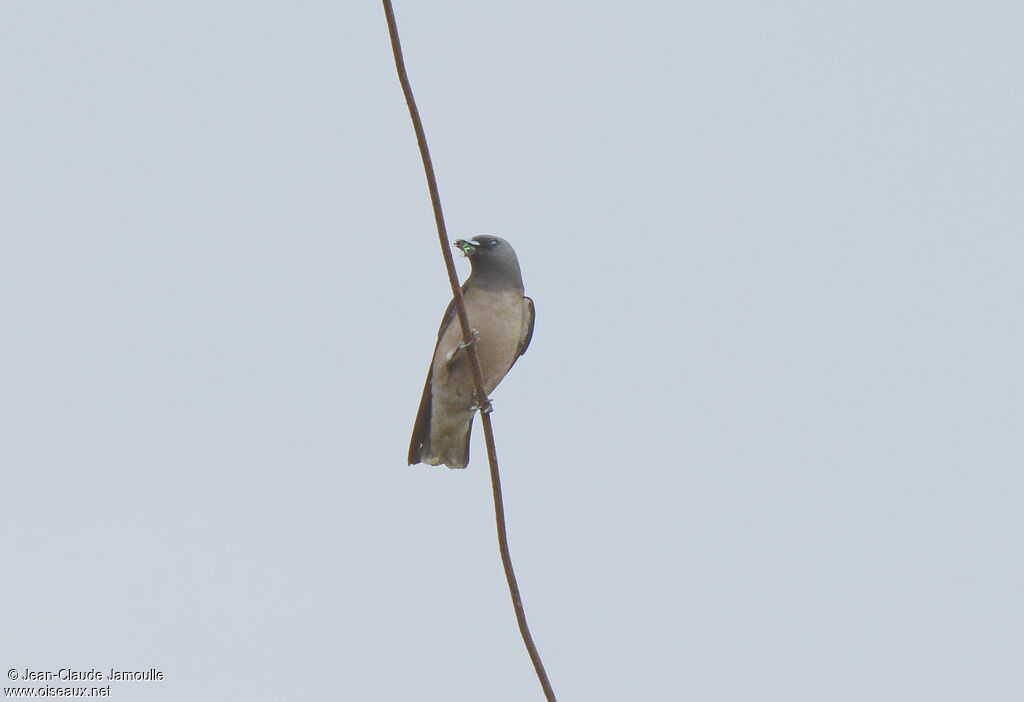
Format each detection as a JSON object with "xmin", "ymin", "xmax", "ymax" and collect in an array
[
  {"xmin": 470, "ymin": 389, "xmax": 493, "ymax": 414},
  {"xmin": 459, "ymin": 329, "xmax": 481, "ymax": 350},
  {"xmin": 443, "ymin": 329, "xmax": 480, "ymax": 365}
]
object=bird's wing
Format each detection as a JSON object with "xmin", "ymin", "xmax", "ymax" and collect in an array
[
  {"xmin": 407, "ymin": 365, "xmax": 433, "ymax": 464},
  {"xmin": 515, "ymin": 295, "xmax": 535, "ymax": 359},
  {"xmin": 408, "ymin": 297, "xmax": 458, "ymax": 465}
]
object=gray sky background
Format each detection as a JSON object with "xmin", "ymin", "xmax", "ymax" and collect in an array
[{"xmin": 2, "ymin": 2, "xmax": 1021, "ymax": 700}]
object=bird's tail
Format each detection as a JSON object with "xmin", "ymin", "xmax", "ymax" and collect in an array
[{"xmin": 418, "ymin": 413, "xmax": 473, "ymax": 469}]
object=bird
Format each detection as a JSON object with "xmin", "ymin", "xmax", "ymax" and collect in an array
[{"xmin": 408, "ymin": 235, "xmax": 535, "ymax": 469}]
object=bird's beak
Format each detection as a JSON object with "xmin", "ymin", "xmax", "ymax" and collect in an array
[{"xmin": 454, "ymin": 239, "xmax": 480, "ymax": 257}]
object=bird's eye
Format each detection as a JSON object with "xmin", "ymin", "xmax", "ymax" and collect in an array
[{"xmin": 489, "ymin": 240, "xmax": 499, "ymax": 247}]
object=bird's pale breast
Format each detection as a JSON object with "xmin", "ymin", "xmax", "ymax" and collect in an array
[{"xmin": 432, "ymin": 286, "xmax": 526, "ymax": 405}]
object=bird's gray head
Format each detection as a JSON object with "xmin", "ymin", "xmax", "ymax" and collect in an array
[{"xmin": 453, "ymin": 235, "xmax": 525, "ymax": 290}]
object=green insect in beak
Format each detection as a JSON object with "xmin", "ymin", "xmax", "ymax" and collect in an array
[{"xmin": 454, "ymin": 239, "xmax": 480, "ymax": 257}]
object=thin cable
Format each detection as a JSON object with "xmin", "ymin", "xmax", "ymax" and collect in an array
[{"xmin": 381, "ymin": 3, "xmax": 556, "ymax": 700}]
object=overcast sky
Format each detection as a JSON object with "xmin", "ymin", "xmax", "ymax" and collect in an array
[{"xmin": 2, "ymin": 2, "xmax": 1022, "ymax": 701}]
